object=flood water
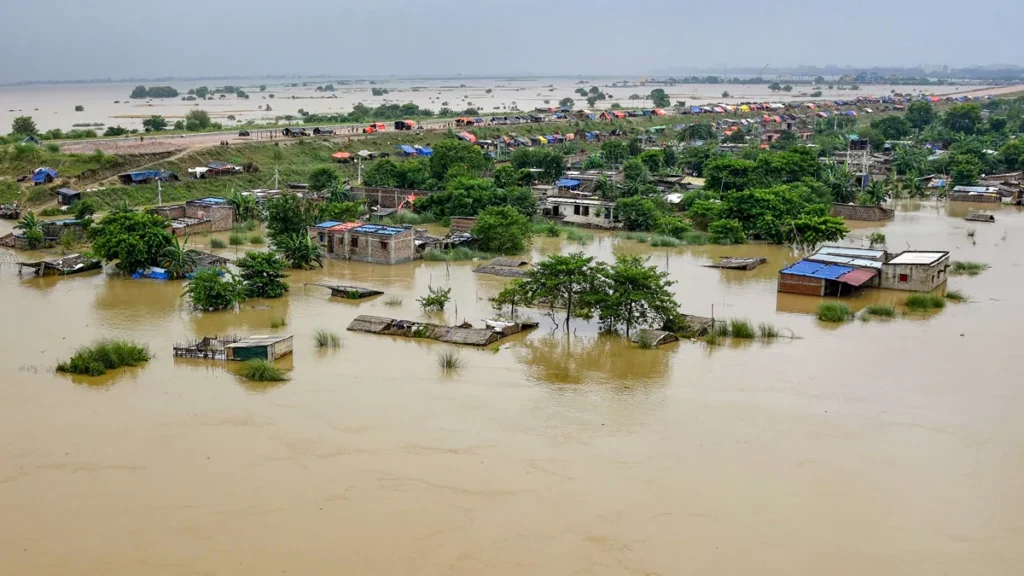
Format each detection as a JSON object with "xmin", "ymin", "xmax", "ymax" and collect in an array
[{"xmin": 1, "ymin": 201, "xmax": 1023, "ymax": 575}]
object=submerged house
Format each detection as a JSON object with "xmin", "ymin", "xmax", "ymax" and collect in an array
[
  {"xmin": 831, "ymin": 202, "xmax": 894, "ymax": 221},
  {"xmin": 309, "ymin": 222, "xmax": 415, "ymax": 264},
  {"xmin": 151, "ymin": 197, "xmax": 236, "ymax": 233},
  {"xmin": 949, "ymin": 186, "xmax": 1001, "ymax": 203},
  {"xmin": 544, "ymin": 197, "xmax": 619, "ymax": 229},
  {"xmin": 18, "ymin": 253, "xmax": 101, "ymax": 277},
  {"xmin": 225, "ymin": 335, "xmax": 294, "ymax": 361},
  {"xmin": 778, "ymin": 247, "xmax": 887, "ymax": 296},
  {"xmin": 878, "ymin": 251, "xmax": 950, "ymax": 292}
]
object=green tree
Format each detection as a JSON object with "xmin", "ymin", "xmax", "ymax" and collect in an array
[
  {"xmin": 15, "ymin": 211, "xmax": 44, "ymax": 248},
  {"xmin": 104, "ymin": 125, "xmax": 129, "ymax": 137},
  {"xmin": 511, "ymin": 147, "xmax": 565, "ymax": 182},
  {"xmin": 998, "ymin": 139, "xmax": 1024, "ymax": 171},
  {"xmin": 768, "ymin": 83, "xmax": 782, "ymax": 92},
  {"xmin": 418, "ymin": 285, "xmax": 452, "ymax": 312},
  {"xmin": 194, "ymin": 86, "xmax": 210, "ymax": 99},
  {"xmin": 860, "ymin": 180, "xmax": 888, "ymax": 205},
  {"xmin": 492, "ymin": 164, "xmax": 519, "ymax": 190},
  {"xmin": 523, "ymin": 253, "xmax": 608, "ymax": 333},
  {"xmin": 704, "ymin": 155, "xmax": 755, "ymax": 192},
  {"xmin": 663, "ymin": 147, "xmax": 678, "ymax": 169},
  {"xmin": 472, "ymin": 206, "xmax": 532, "ymax": 254},
  {"xmin": 949, "ymin": 154, "xmax": 982, "ymax": 186},
  {"xmin": 707, "ymin": 219, "xmax": 746, "ymax": 244},
  {"xmin": 90, "ymin": 211, "xmax": 173, "ymax": 273},
  {"xmin": 905, "ymin": 101, "xmax": 936, "ymax": 132},
  {"xmin": 142, "ymin": 115, "xmax": 167, "ymax": 132},
  {"xmin": 649, "ymin": 88, "xmax": 670, "ymax": 108},
  {"xmin": 678, "ymin": 123, "xmax": 715, "ymax": 143},
  {"xmin": 276, "ymin": 232, "xmax": 324, "ymax": 270},
  {"xmin": 789, "ymin": 209, "xmax": 848, "ymax": 250},
  {"xmin": 11, "ymin": 116, "xmax": 38, "ymax": 135},
  {"xmin": 492, "ymin": 279, "xmax": 530, "ymax": 321},
  {"xmin": 943, "ymin": 104, "xmax": 983, "ymax": 135},
  {"xmin": 871, "ymin": 116, "xmax": 912, "ymax": 141},
  {"xmin": 615, "ymin": 197, "xmax": 660, "ymax": 231},
  {"xmin": 782, "ymin": 85, "xmax": 793, "ymax": 92},
  {"xmin": 639, "ymin": 149, "xmax": 665, "ymax": 174},
  {"xmin": 184, "ymin": 109, "xmax": 212, "ymax": 131},
  {"xmin": 558, "ymin": 97, "xmax": 574, "ymax": 108},
  {"xmin": 229, "ymin": 190, "xmax": 259, "ymax": 222},
  {"xmin": 183, "ymin": 268, "xmax": 244, "ymax": 311},
  {"xmin": 363, "ymin": 158, "xmax": 400, "ymax": 188},
  {"xmin": 236, "ymin": 251, "xmax": 290, "ymax": 298},
  {"xmin": 130, "ymin": 85, "xmax": 149, "ymax": 99},
  {"xmin": 771, "ymin": 130, "xmax": 800, "ymax": 151},
  {"xmin": 429, "ymin": 138, "xmax": 488, "ymax": 181},
  {"xmin": 159, "ymin": 236, "xmax": 201, "ymax": 279},
  {"xmin": 308, "ymin": 165, "xmax": 340, "ymax": 192},
  {"xmin": 601, "ymin": 140, "xmax": 628, "ymax": 165},
  {"xmin": 598, "ymin": 254, "xmax": 679, "ymax": 338},
  {"xmin": 72, "ymin": 199, "xmax": 97, "ymax": 220},
  {"xmin": 892, "ymin": 143, "xmax": 928, "ymax": 175},
  {"xmin": 265, "ymin": 194, "xmax": 310, "ymax": 243}
]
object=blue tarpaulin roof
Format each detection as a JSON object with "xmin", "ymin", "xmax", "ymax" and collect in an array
[
  {"xmin": 555, "ymin": 179, "xmax": 582, "ymax": 188},
  {"xmin": 315, "ymin": 221, "xmax": 342, "ymax": 228},
  {"xmin": 690, "ymin": 107, "xmax": 702, "ymax": 113},
  {"xmin": 397, "ymin": 145, "xmax": 416, "ymax": 155},
  {"xmin": 351, "ymin": 224, "xmax": 407, "ymax": 236},
  {"xmin": 781, "ymin": 260, "xmax": 855, "ymax": 280},
  {"xmin": 415, "ymin": 146, "xmax": 433, "ymax": 156},
  {"xmin": 31, "ymin": 167, "xmax": 58, "ymax": 183}
]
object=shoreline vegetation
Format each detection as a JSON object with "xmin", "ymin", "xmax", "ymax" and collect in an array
[{"xmin": 56, "ymin": 339, "xmax": 151, "ymax": 376}]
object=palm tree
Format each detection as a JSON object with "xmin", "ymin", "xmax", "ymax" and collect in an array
[
  {"xmin": 276, "ymin": 233, "xmax": 324, "ymax": 270},
  {"xmin": 229, "ymin": 190, "xmax": 259, "ymax": 222},
  {"xmin": 863, "ymin": 180, "xmax": 888, "ymax": 205},
  {"xmin": 15, "ymin": 211, "xmax": 40, "ymax": 233},
  {"xmin": 902, "ymin": 172, "xmax": 926, "ymax": 198},
  {"xmin": 160, "ymin": 236, "xmax": 201, "ymax": 279}
]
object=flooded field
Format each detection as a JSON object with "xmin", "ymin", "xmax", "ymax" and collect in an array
[
  {"xmin": 1, "ymin": 201, "xmax": 1023, "ymax": 575},
  {"xmin": 0, "ymin": 77, "xmax": 1004, "ymax": 133}
]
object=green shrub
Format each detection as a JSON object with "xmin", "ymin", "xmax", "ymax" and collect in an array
[
  {"xmin": 533, "ymin": 221, "xmax": 564, "ymax": 237},
  {"xmin": 239, "ymin": 359, "xmax": 288, "ymax": 382},
  {"xmin": 636, "ymin": 332, "xmax": 656, "ymax": 349},
  {"xmin": 950, "ymin": 261, "xmax": 988, "ymax": 276},
  {"xmin": 210, "ymin": 237, "xmax": 227, "ymax": 249},
  {"xmin": 418, "ymin": 285, "xmax": 452, "ymax": 311},
  {"xmin": 422, "ymin": 247, "xmax": 492, "ymax": 261},
  {"xmin": 315, "ymin": 329, "xmax": 342, "ymax": 349},
  {"xmin": 649, "ymin": 235, "xmax": 682, "ymax": 247},
  {"xmin": 817, "ymin": 302, "xmax": 853, "ymax": 322},
  {"xmin": 56, "ymin": 340, "xmax": 150, "ymax": 376},
  {"xmin": 864, "ymin": 304, "xmax": 896, "ymax": 317},
  {"xmin": 728, "ymin": 318, "xmax": 756, "ymax": 339},
  {"xmin": 248, "ymin": 234, "xmax": 264, "ymax": 244},
  {"xmin": 269, "ymin": 317, "xmax": 287, "ymax": 328},
  {"xmin": 437, "ymin": 349, "xmax": 464, "ymax": 373},
  {"xmin": 565, "ymin": 228, "xmax": 594, "ymax": 244},
  {"xmin": 904, "ymin": 293, "xmax": 945, "ymax": 310},
  {"xmin": 228, "ymin": 232, "xmax": 246, "ymax": 246}
]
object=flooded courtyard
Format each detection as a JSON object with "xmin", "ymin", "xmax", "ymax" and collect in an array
[{"xmin": 1, "ymin": 201, "xmax": 1023, "ymax": 575}]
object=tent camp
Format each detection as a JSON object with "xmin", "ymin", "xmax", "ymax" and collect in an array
[{"xmin": 31, "ymin": 167, "xmax": 58, "ymax": 185}]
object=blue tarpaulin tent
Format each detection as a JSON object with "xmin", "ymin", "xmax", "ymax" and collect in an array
[
  {"xmin": 690, "ymin": 107, "xmax": 702, "ymax": 114},
  {"xmin": 31, "ymin": 167, "xmax": 58, "ymax": 184},
  {"xmin": 397, "ymin": 145, "xmax": 417, "ymax": 155},
  {"xmin": 415, "ymin": 146, "xmax": 433, "ymax": 157},
  {"xmin": 555, "ymin": 179, "xmax": 582, "ymax": 189}
]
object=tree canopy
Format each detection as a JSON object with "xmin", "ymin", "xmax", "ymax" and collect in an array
[
  {"xmin": 471, "ymin": 206, "xmax": 532, "ymax": 254},
  {"xmin": 90, "ymin": 211, "xmax": 173, "ymax": 274}
]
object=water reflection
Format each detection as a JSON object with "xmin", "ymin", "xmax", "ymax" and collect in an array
[
  {"xmin": 516, "ymin": 334, "xmax": 673, "ymax": 385},
  {"xmin": 186, "ymin": 297, "xmax": 292, "ymax": 336}
]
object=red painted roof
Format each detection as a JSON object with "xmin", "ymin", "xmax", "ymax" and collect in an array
[{"xmin": 838, "ymin": 268, "xmax": 878, "ymax": 287}]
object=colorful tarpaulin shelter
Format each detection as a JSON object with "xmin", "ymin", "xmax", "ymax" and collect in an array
[
  {"xmin": 332, "ymin": 152, "xmax": 351, "ymax": 160},
  {"xmin": 456, "ymin": 132, "xmax": 477, "ymax": 143}
]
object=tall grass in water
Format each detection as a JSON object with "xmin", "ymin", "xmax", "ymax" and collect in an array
[
  {"xmin": 269, "ymin": 317, "xmax": 287, "ymax": 328},
  {"xmin": 248, "ymin": 234, "xmax": 265, "ymax": 245},
  {"xmin": 56, "ymin": 339, "xmax": 150, "ymax": 376},
  {"xmin": 950, "ymin": 261, "xmax": 989, "ymax": 276},
  {"xmin": 314, "ymin": 329, "xmax": 342, "ymax": 349},
  {"xmin": 239, "ymin": 359, "xmax": 288, "ymax": 382},
  {"xmin": 228, "ymin": 232, "xmax": 246, "ymax": 246},
  {"xmin": 904, "ymin": 293, "xmax": 945, "ymax": 310},
  {"xmin": 757, "ymin": 322, "xmax": 780, "ymax": 339},
  {"xmin": 728, "ymin": 318, "xmax": 756, "ymax": 339},
  {"xmin": 945, "ymin": 290, "xmax": 967, "ymax": 303},
  {"xmin": 565, "ymin": 228, "xmax": 594, "ymax": 244},
  {"xmin": 209, "ymin": 237, "xmax": 227, "ymax": 249},
  {"xmin": 532, "ymin": 221, "xmax": 564, "ymax": 237},
  {"xmin": 233, "ymin": 221, "xmax": 257, "ymax": 233},
  {"xmin": 384, "ymin": 295, "xmax": 403, "ymax": 307},
  {"xmin": 437, "ymin": 349, "xmax": 464, "ymax": 373},
  {"xmin": 649, "ymin": 235, "xmax": 682, "ymax": 247},
  {"xmin": 636, "ymin": 331, "xmax": 656, "ymax": 349},
  {"xmin": 422, "ymin": 247, "xmax": 493, "ymax": 261},
  {"xmin": 817, "ymin": 302, "xmax": 853, "ymax": 322},
  {"xmin": 864, "ymin": 304, "xmax": 895, "ymax": 317}
]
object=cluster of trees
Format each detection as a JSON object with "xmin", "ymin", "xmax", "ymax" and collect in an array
[
  {"xmin": 183, "ymin": 250, "xmax": 290, "ymax": 311},
  {"xmin": 130, "ymin": 85, "xmax": 179, "ymax": 99},
  {"xmin": 493, "ymin": 253, "xmax": 680, "ymax": 338},
  {"xmin": 302, "ymin": 102, "xmax": 479, "ymax": 124}
]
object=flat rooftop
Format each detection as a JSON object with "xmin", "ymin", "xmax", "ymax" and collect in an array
[{"xmin": 886, "ymin": 251, "xmax": 949, "ymax": 266}]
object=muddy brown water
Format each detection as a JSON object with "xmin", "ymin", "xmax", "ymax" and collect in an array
[{"xmin": 2, "ymin": 202, "xmax": 1023, "ymax": 575}]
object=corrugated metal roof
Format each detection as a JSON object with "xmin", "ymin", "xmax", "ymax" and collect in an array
[
  {"xmin": 806, "ymin": 253, "xmax": 883, "ymax": 269},
  {"xmin": 886, "ymin": 252, "xmax": 948, "ymax": 266},
  {"xmin": 837, "ymin": 268, "xmax": 878, "ymax": 287},
  {"xmin": 815, "ymin": 246, "xmax": 886, "ymax": 259},
  {"xmin": 315, "ymin": 221, "xmax": 342, "ymax": 228},
  {"xmin": 781, "ymin": 260, "xmax": 855, "ymax": 280}
]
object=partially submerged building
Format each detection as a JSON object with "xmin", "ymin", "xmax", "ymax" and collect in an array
[
  {"xmin": 778, "ymin": 247, "xmax": 950, "ymax": 296},
  {"xmin": 543, "ymin": 197, "xmax": 620, "ymax": 229},
  {"xmin": 347, "ymin": 315, "xmax": 537, "ymax": 347},
  {"xmin": 949, "ymin": 186, "xmax": 1001, "ymax": 203},
  {"xmin": 878, "ymin": 251, "xmax": 950, "ymax": 292},
  {"xmin": 225, "ymin": 335, "xmax": 294, "ymax": 361},
  {"xmin": 309, "ymin": 221, "xmax": 415, "ymax": 264},
  {"xmin": 151, "ymin": 197, "xmax": 236, "ymax": 233},
  {"xmin": 18, "ymin": 253, "xmax": 101, "ymax": 277},
  {"xmin": 831, "ymin": 202, "xmax": 894, "ymax": 221}
]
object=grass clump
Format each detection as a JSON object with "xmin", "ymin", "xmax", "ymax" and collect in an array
[
  {"xmin": 757, "ymin": 322, "xmax": 779, "ymax": 339},
  {"xmin": 945, "ymin": 290, "xmax": 968, "ymax": 303},
  {"xmin": 437, "ymin": 349, "xmax": 464, "ymax": 373},
  {"xmin": 248, "ymin": 234, "xmax": 265, "ymax": 245},
  {"xmin": 950, "ymin": 261, "xmax": 989, "ymax": 276},
  {"xmin": 533, "ymin": 221, "xmax": 564, "ymax": 237},
  {"xmin": 864, "ymin": 304, "xmax": 896, "ymax": 317},
  {"xmin": 209, "ymin": 237, "xmax": 227, "ymax": 249},
  {"xmin": 728, "ymin": 318, "xmax": 756, "ymax": 339},
  {"xmin": 904, "ymin": 293, "xmax": 945, "ymax": 310},
  {"xmin": 384, "ymin": 295, "xmax": 403, "ymax": 307},
  {"xmin": 314, "ymin": 329, "xmax": 342, "ymax": 349},
  {"xmin": 384, "ymin": 211, "xmax": 433, "ymax": 226},
  {"xmin": 228, "ymin": 232, "xmax": 246, "ymax": 246},
  {"xmin": 565, "ymin": 228, "xmax": 594, "ymax": 244},
  {"xmin": 56, "ymin": 339, "xmax": 151, "ymax": 376},
  {"xmin": 636, "ymin": 332, "xmax": 656, "ymax": 349},
  {"xmin": 817, "ymin": 302, "xmax": 854, "ymax": 322},
  {"xmin": 270, "ymin": 317, "xmax": 287, "ymax": 328},
  {"xmin": 233, "ymin": 221, "xmax": 257, "ymax": 233},
  {"xmin": 649, "ymin": 235, "xmax": 682, "ymax": 248},
  {"xmin": 239, "ymin": 359, "xmax": 288, "ymax": 382}
]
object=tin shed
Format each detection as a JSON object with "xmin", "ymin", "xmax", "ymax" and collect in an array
[{"xmin": 225, "ymin": 335, "xmax": 294, "ymax": 361}]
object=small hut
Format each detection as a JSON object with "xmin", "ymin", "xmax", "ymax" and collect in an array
[{"xmin": 225, "ymin": 335, "xmax": 294, "ymax": 361}]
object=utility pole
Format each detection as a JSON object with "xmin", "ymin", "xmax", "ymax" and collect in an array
[
  {"xmin": 274, "ymin": 166, "xmax": 279, "ymax": 190},
  {"xmin": 157, "ymin": 178, "xmax": 162, "ymax": 205},
  {"xmin": 357, "ymin": 158, "xmax": 362, "ymax": 185}
]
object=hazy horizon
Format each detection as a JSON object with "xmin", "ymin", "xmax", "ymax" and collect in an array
[{"xmin": 2, "ymin": 0, "xmax": 1022, "ymax": 84}]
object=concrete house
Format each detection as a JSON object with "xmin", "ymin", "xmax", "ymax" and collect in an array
[
  {"xmin": 343, "ymin": 224, "xmax": 415, "ymax": 264},
  {"xmin": 879, "ymin": 251, "xmax": 951, "ymax": 292},
  {"xmin": 544, "ymin": 197, "xmax": 619, "ymax": 229},
  {"xmin": 151, "ymin": 197, "xmax": 236, "ymax": 234}
]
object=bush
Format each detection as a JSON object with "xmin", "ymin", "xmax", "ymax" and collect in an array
[
  {"xmin": 183, "ymin": 268, "xmax": 244, "ymax": 310},
  {"xmin": 239, "ymin": 359, "xmax": 288, "ymax": 382},
  {"xmin": 248, "ymin": 234, "xmax": 264, "ymax": 245},
  {"xmin": 708, "ymin": 219, "xmax": 747, "ymax": 245},
  {"xmin": 950, "ymin": 261, "xmax": 988, "ymax": 276},
  {"xmin": 236, "ymin": 251, "xmax": 289, "ymax": 299},
  {"xmin": 419, "ymin": 285, "xmax": 452, "ymax": 311},
  {"xmin": 472, "ymin": 205, "xmax": 532, "ymax": 254},
  {"xmin": 649, "ymin": 235, "xmax": 682, "ymax": 247},
  {"xmin": 422, "ymin": 247, "xmax": 492, "ymax": 261},
  {"xmin": 56, "ymin": 340, "xmax": 150, "ymax": 376},
  {"xmin": 228, "ymin": 232, "xmax": 246, "ymax": 246},
  {"xmin": 308, "ymin": 165, "xmax": 340, "ymax": 192},
  {"xmin": 636, "ymin": 332, "xmax": 656, "ymax": 349},
  {"xmin": 315, "ymin": 330, "xmax": 342, "ymax": 349},
  {"xmin": 817, "ymin": 302, "xmax": 853, "ymax": 322},
  {"xmin": 728, "ymin": 318, "xmax": 756, "ymax": 339},
  {"xmin": 904, "ymin": 293, "xmax": 945, "ymax": 310},
  {"xmin": 210, "ymin": 237, "xmax": 227, "ymax": 249},
  {"xmin": 864, "ymin": 304, "xmax": 896, "ymax": 317},
  {"xmin": 384, "ymin": 295, "xmax": 403, "ymax": 307}
]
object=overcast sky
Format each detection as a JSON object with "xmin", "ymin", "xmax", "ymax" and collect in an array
[{"xmin": 2, "ymin": 0, "xmax": 1021, "ymax": 83}]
